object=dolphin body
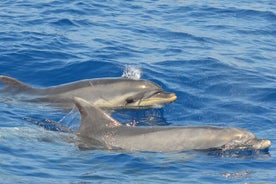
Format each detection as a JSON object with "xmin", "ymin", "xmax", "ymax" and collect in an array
[
  {"xmin": 0, "ymin": 75, "xmax": 176, "ymax": 110},
  {"xmin": 73, "ymin": 97, "xmax": 271, "ymax": 152}
]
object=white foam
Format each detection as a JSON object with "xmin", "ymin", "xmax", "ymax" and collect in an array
[
  {"xmin": 122, "ymin": 65, "xmax": 142, "ymax": 80},
  {"xmin": 0, "ymin": 127, "xmax": 74, "ymax": 142}
]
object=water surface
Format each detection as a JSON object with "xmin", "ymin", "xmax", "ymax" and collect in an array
[{"xmin": 0, "ymin": 0, "xmax": 275, "ymax": 183}]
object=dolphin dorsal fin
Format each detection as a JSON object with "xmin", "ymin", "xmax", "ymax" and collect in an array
[
  {"xmin": 0, "ymin": 75, "xmax": 32, "ymax": 91},
  {"xmin": 73, "ymin": 97, "xmax": 122, "ymax": 135}
]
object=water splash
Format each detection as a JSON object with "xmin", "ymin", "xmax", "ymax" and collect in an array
[
  {"xmin": 122, "ymin": 65, "xmax": 142, "ymax": 80},
  {"xmin": 222, "ymin": 170, "xmax": 255, "ymax": 179}
]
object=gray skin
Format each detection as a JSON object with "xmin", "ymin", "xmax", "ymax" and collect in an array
[
  {"xmin": 74, "ymin": 97, "xmax": 271, "ymax": 152},
  {"xmin": 0, "ymin": 75, "xmax": 177, "ymax": 110}
]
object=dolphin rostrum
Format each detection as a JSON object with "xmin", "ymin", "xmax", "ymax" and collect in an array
[
  {"xmin": 73, "ymin": 97, "xmax": 271, "ymax": 152},
  {"xmin": 0, "ymin": 75, "xmax": 177, "ymax": 110}
]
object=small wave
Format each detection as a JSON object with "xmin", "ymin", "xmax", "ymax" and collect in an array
[
  {"xmin": 0, "ymin": 127, "xmax": 74, "ymax": 143},
  {"xmin": 122, "ymin": 65, "xmax": 142, "ymax": 80},
  {"xmin": 222, "ymin": 170, "xmax": 255, "ymax": 179},
  {"xmin": 51, "ymin": 18, "xmax": 78, "ymax": 27}
]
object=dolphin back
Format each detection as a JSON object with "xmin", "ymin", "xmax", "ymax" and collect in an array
[{"xmin": 0, "ymin": 75, "xmax": 33, "ymax": 92}]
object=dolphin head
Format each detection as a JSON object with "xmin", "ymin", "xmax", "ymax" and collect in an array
[
  {"xmin": 91, "ymin": 79, "xmax": 177, "ymax": 109},
  {"xmin": 121, "ymin": 79, "xmax": 177, "ymax": 108}
]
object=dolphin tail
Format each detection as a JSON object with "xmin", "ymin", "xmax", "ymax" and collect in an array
[
  {"xmin": 73, "ymin": 97, "xmax": 122, "ymax": 135},
  {"xmin": 0, "ymin": 75, "xmax": 33, "ymax": 91}
]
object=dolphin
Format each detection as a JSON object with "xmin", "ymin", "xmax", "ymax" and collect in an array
[
  {"xmin": 0, "ymin": 75, "xmax": 177, "ymax": 110},
  {"xmin": 73, "ymin": 97, "xmax": 271, "ymax": 152}
]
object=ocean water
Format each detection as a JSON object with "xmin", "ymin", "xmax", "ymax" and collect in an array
[{"xmin": 0, "ymin": 0, "xmax": 275, "ymax": 183}]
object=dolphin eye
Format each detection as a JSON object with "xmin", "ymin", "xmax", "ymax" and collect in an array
[{"xmin": 126, "ymin": 98, "xmax": 134, "ymax": 104}]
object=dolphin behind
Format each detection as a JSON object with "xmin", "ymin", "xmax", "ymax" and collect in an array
[
  {"xmin": 0, "ymin": 75, "xmax": 177, "ymax": 110},
  {"xmin": 73, "ymin": 97, "xmax": 271, "ymax": 152}
]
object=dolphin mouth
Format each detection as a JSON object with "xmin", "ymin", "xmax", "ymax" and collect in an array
[{"xmin": 138, "ymin": 92, "xmax": 177, "ymax": 107}]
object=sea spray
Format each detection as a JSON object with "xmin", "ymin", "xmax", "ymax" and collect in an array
[{"xmin": 122, "ymin": 65, "xmax": 142, "ymax": 80}]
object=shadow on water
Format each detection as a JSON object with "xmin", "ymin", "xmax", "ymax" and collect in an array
[
  {"xmin": 197, "ymin": 148, "xmax": 271, "ymax": 160},
  {"xmin": 113, "ymin": 108, "xmax": 169, "ymax": 126},
  {"xmin": 21, "ymin": 106, "xmax": 169, "ymax": 131},
  {"xmin": 23, "ymin": 117, "xmax": 74, "ymax": 133}
]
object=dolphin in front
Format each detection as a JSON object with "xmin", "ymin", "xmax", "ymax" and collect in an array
[
  {"xmin": 0, "ymin": 75, "xmax": 176, "ymax": 110},
  {"xmin": 73, "ymin": 97, "xmax": 271, "ymax": 152}
]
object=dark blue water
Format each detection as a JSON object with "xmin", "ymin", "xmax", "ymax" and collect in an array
[{"xmin": 0, "ymin": 0, "xmax": 275, "ymax": 183}]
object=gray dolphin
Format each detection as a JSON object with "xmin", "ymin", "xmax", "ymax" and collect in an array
[
  {"xmin": 0, "ymin": 75, "xmax": 177, "ymax": 110},
  {"xmin": 73, "ymin": 97, "xmax": 271, "ymax": 152}
]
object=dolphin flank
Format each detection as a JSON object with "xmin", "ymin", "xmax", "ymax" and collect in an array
[
  {"xmin": 0, "ymin": 75, "xmax": 177, "ymax": 110},
  {"xmin": 73, "ymin": 97, "xmax": 271, "ymax": 152}
]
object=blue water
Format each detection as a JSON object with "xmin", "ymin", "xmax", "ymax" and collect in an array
[{"xmin": 0, "ymin": 0, "xmax": 275, "ymax": 183}]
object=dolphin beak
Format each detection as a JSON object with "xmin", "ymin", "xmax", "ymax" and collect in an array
[
  {"xmin": 246, "ymin": 139, "xmax": 271, "ymax": 150},
  {"xmin": 158, "ymin": 92, "xmax": 177, "ymax": 103},
  {"xmin": 138, "ymin": 92, "xmax": 177, "ymax": 107}
]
